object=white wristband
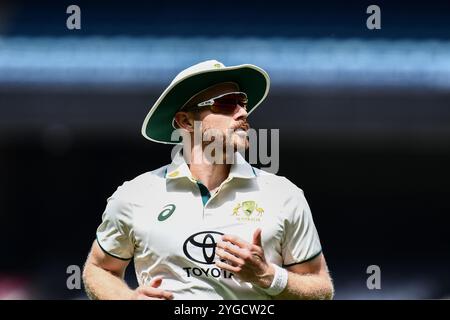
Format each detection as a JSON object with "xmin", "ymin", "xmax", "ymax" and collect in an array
[{"xmin": 262, "ymin": 263, "xmax": 288, "ymax": 296}]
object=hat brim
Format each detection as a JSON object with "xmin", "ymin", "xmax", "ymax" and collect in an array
[{"xmin": 141, "ymin": 64, "xmax": 270, "ymax": 144}]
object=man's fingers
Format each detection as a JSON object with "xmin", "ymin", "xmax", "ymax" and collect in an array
[
  {"xmin": 160, "ymin": 290, "xmax": 174, "ymax": 300},
  {"xmin": 221, "ymin": 234, "xmax": 251, "ymax": 249},
  {"xmin": 216, "ymin": 248, "xmax": 244, "ymax": 266},
  {"xmin": 139, "ymin": 284, "xmax": 174, "ymax": 300},
  {"xmin": 149, "ymin": 276, "xmax": 164, "ymax": 288},
  {"xmin": 217, "ymin": 241, "xmax": 246, "ymax": 259},
  {"xmin": 141, "ymin": 276, "xmax": 174, "ymax": 300},
  {"xmin": 137, "ymin": 295, "xmax": 164, "ymax": 300},
  {"xmin": 252, "ymin": 228, "xmax": 262, "ymax": 247},
  {"xmin": 215, "ymin": 260, "xmax": 241, "ymax": 273}
]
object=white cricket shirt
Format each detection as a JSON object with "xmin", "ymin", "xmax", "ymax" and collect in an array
[{"xmin": 96, "ymin": 151, "xmax": 322, "ymax": 299}]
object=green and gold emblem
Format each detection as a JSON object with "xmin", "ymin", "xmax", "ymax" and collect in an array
[{"xmin": 232, "ymin": 201, "xmax": 264, "ymax": 220}]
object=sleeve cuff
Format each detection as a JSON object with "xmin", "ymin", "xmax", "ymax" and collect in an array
[
  {"xmin": 96, "ymin": 236, "xmax": 133, "ymax": 261},
  {"xmin": 282, "ymin": 249, "xmax": 322, "ymax": 268}
]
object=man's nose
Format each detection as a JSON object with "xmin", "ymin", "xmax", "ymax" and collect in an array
[{"xmin": 233, "ymin": 105, "xmax": 248, "ymax": 120}]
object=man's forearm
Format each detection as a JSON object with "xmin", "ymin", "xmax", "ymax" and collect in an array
[
  {"xmin": 274, "ymin": 271, "xmax": 334, "ymax": 300},
  {"xmin": 82, "ymin": 263, "xmax": 133, "ymax": 300}
]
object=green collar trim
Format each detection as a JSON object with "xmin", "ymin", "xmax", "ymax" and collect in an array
[{"xmin": 196, "ymin": 181, "xmax": 211, "ymax": 206}]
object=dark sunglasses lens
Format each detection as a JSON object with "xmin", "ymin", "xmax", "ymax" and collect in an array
[
  {"xmin": 210, "ymin": 103, "xmax": 237, "ymax": 114},
  {"xmin": 213, "ymin": 96, "xmax": 247, "ymax": 111},
  {"xmin": 218, "ymin": 96, "xmax": 247, "ymax": 104}
]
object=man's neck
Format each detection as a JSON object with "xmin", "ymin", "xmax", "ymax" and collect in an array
[{"xmin": 187, "ymin": 147, "xmax": 232, "ymax": 192}]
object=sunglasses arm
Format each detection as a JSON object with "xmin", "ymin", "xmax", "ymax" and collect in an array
[{"xmin": 197, "ymin": 99, "xmax": 215, "ymax": 107}]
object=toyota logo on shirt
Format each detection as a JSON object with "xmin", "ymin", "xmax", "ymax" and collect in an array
[{"xmin": 183, "ymin": 231, "xmax": 224, "ymax": 264}]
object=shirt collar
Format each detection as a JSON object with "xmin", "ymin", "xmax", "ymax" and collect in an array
[
  {"xmin": 165, "ymin": 151, "xmax": 193, "ymax": 181},
  {"xmin": 165, "ymin": 151, "xmax": 256, "ymax": 181}
]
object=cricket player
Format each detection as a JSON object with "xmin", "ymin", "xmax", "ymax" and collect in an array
[{"xmin": 82, "ymin": 60, "xmax": 334, "ymax": 300}]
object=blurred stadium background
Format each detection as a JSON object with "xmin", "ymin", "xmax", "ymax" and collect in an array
[{"xmin": 0, "ymin": 0, "xmax": 449, "ymax": 299}]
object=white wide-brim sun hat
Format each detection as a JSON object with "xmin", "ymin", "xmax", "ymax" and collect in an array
[{"xmin": 141, "ymin": 59, "xmax": 270, "ymax": 144}]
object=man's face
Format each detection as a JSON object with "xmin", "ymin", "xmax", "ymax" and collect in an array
[{"xmin": 194, "ymin": 103, "xmax": 250, "ymax": 151}]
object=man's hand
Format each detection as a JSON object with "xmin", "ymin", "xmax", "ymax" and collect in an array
[
  {"xmin": 131, "ymin": 276, "xmax": 174, "ymax": 300},
  {"xmin": 215, "ymin": 228, "xmax": 275, "ymax": 288}
]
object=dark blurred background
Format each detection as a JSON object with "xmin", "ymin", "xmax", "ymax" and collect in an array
[{"xmin": 0, "ymin": 0, "xmax": 449, "ymax": 299}]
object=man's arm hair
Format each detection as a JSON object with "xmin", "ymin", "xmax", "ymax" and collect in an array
[
  {"xmin": 83, "ymin": 240, "xmax": 174, "ymax": 300},
  {"xmin": 274, "ymin": 253, "xmax": 334, "ymax": 300},
  {"xmin": 82, "ymin": 240, "xmax": 134, "ymax": 300}
]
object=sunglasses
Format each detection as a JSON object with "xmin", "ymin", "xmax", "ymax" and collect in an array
[{"xmin": 184, "ymin": 92, "xmax": 248, "ymax": 114}]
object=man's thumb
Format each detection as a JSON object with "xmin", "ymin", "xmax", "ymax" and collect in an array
[
  {"xmin": 252, "ymin": 228, "xmax": 263, "ymax": 247},
  {"xmin": 149, "ymin": 276, "xmax": 164, "ymax": 288}
]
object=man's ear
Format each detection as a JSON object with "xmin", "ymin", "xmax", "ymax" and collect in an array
[{"xmin": 174, "ymin": 112, "xmax": 195, "ymax": 132}]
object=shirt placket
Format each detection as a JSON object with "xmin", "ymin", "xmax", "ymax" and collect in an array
[{"xmin": 197, "ymin": 176, "xmax": 233, "ymax": 220}]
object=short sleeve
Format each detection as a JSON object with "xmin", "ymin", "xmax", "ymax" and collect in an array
[
  {"xmin": 96, "ymin": 194, "xmax": 135, "ymax": 260},
  {"xmin": 281, "ymin": 188, "xmax": 322, "ymax": 267}
]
